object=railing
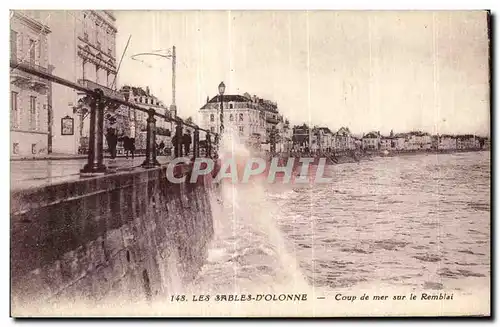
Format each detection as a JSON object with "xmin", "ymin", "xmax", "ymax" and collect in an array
[{"xmin": 10, "ymin": 59, "xmax": 219, "ymax": 175}]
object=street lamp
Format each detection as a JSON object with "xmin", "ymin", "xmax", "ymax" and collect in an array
[
  {"xmin": 218, "ymin": 81, "xmax": 225, "ymax": 136},
  {"xmin": 131, "ymin": 46, "xmax": 177, "ymax": 120},
  {"xmin": 121, "ymin": 87, "xmax": 135, "ymax": 137}
]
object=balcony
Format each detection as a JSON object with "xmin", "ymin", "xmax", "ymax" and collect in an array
[{"xmin": 10, "ymin": 60, "xmax": 49, "ymax": 91}]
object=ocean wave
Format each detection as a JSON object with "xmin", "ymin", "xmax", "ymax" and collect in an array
[{"xmin": 192, "ymin": 149, "xmax": 489, "ymax": 296}]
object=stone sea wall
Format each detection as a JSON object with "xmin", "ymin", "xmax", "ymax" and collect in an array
[{"xmin": 10, "ymin": 164, "xmax": 214, "ymax": 316}]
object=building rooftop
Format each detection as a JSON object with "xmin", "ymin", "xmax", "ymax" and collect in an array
[
  {"xmin": 364, "ymin": 132, "xmax": 380, "ymax": 138},
  {"xmin": 200, "ymin": 94, "xmax": 278, "ymax": 113}
]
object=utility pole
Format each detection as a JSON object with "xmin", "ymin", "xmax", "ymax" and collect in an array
[{"xmin": 170, "ymin": 45, "xmax": 177, "ymax": 118}]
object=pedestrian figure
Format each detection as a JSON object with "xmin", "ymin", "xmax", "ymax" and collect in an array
[
  {"xmin": 183, "ymin": 131, "xmax": 192, "ymax": 157},
  {"xmin": 172, "ymin": 134, "xmax": 179, "ymax": 157},
  {"xmin": 123, "ymin": 136, "xmax": 136, "ymax": 159},
  {"xmin": 159, "ymin": 141, "xmax": 165, "ymax": 156},
  {"xmin": 106, "ymin": 127, "xmax": 118, "ymax": 159}
]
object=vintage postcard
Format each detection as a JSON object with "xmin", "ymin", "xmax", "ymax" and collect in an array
[{"xmin": 9, "ymin": 10, "xmax": 490, "ymax": 317}]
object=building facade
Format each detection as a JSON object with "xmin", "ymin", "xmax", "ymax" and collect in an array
[
  {"xmin": 392, "ymin": 135, "xmax": 406, "ymax": 150},
  {"xmin": 44, "ymin": 10, "xmax": 119, "ymax": 154},
  {"xmin": 120, "ymin": 86, "xmax": 173, "ymax": 152},
  {"xmin": 438, "ymin": 135, "xmax": 457, "ymax": 150},
  {"xmin": 456, "ymin": 135, "xmax": 481, "ymax": 150},
  {"xmin": 404, "ymin": 131, "xmax": 432, "ymax": 150},
  {"xmin": 292, "ymin": 125, "xmax": 310, "ymax": 151},
  {"xmin": 317, "ymin": 127, "xmax": 334, "ymax": 151},
  {"xmin": 334, "ymin": 127, "xmax": 355, "ymax": 151},
  {"xmin": 280, "ymin": 120, "xmax": 293, "ymax": 152},
  {"xmin": 362, "ymin": 132, "xmax": 381, "ymax": 151},
  {"xmin": 199, "ymin": 94, "xmax": 279, "ymax": 148},
  {"xmin": 10, "ymin": 10, "xmax": 51, "ymax": 156},
  {"xmin": 379, "ymin": 137, "xmax": 392, "ymax": 151}
]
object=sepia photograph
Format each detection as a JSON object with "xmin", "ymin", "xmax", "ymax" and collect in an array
[{"xmin": 8, "ymin": 9, "xmax": 491, "ymax": 317}]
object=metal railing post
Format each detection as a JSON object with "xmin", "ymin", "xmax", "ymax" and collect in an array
[
  {"xmin": 193, "ymin": 127, "xmax": 200, "ymax": 159},
  {"xmin": 175, "ymin": 120, "xmax": 183, "ymax": 158},
  {"xmin": 206, "ymin": 133, "xmax": 212, "ymax": 158},
  {"xmin": 215, "ymin": 133, "xmax": 220, "ymax": 158},
  {"xmin": 141, "ymin": 108, "xmax": 160, "ymax": 168},
  {"xmin": 81, "ymin": 89, "xmax": 106, "ymax": 175}
]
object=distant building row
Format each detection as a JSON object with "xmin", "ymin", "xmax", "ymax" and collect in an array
[
  {"xmin": 289, "ymin": 127, "xmax": 489, "ymax": 152},
  {"xmin": 361, "ymin": 131, "xmax": 489, "ymax": 151}
]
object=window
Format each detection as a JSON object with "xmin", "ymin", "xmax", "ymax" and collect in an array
[
  {"xmin": 11, "ymin": 91, "xmax": 18, "ymax": 128},
  {"xmin": 239, "ymin": 113, "xmax": 244, "ymax": 122},
  {"xmin": 239, "ymin": 126, "xmax": 244, "ymax": 134},
  {"xmin": 229, "ymin": 114, "xmax": 234, "ymax": 121},
  {"xmin": 210, "ymin": 114, "xmax": 214, "ymax": 122},
  {"xmin": 82, "ymin": 59, "xmax": 86, "ymax": 79},
  {"xmin": 210, "ymin": 127, "xmax": 215, "ymax": 133},
  {"xmin": 12, "ymin": 143, "xmax": 19, "ymax": 155},
  {"xmin": 95, "ymin": 22, "xmax": 99, "ymax": 43},
  {"xmin": 229, "ymin": 103, "xmax": 234, "ymax": 109},
  {"xmin": 29, "ymin": 39, "xmax": 36, "ymax": 64},
  {"xmin": 29, "ymin": 96, "xmax": 37, "ymax": 130},
  {"xmin": 10, "ymin": 30, "xmax": 17, "ymax": 60},
  {"xmin": 38, "ymin": 39, "xmax": 42, "ymax": 64}
]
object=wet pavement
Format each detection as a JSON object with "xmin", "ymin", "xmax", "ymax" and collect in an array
[{"xmin": 10, "ymin": 156, "xmax": 173, "ymax": 191}]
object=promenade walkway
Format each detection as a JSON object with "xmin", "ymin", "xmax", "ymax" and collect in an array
[{"xmin": 10, "ymin": 155, "xmax": 174, "ymax": 191}]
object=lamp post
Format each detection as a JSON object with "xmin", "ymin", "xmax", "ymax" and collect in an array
[
  {"xmin": 218, "ymin": 81, "xmax": 225, "ymax": 136},
  {"xmin": 122, "ymin": 87, "xmax": 133, "ymax": 136},
  {"xmin": 130, "ymin": 46, "xmax": 176, "ymax": 120}
]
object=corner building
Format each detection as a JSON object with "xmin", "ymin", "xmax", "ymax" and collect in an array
[{"xmin": 10, "ymin": 10, "xmax": 51, "ymax": 156}]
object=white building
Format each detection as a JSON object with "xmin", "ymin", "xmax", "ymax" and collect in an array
[
  {"xmin": 199, "ymin": 93, "xmax": 282, "ymax": 149},
  {"xmin": 362, "ymin": 131, "xmax": 381, "ymax": 151},
  {"xmin": 438, "ymin": 135, "xmax": 457, "ymax": 150},
  {"xmin": 37, "ymin": 10, "xmax": 119, "ymax": 154},
  {"xmin": 119, "ymin": 86, "xmax": 172, "ymax": 152},
  {"xmin": 317, "ymin": 127, "xmax": 334, "ymax": 151},
  {"xmin": 379, "ymin": 137, "xmax": 392, "ymax": 151},
  {"xmin": 403, "ymin": 132, "xmax": 432, "ymax": 150},
  {"xmin": 334, "ymin": 127, "xmax": 355, "ymax": 151},
  {"xmin": 10, "ymin": 10, "xmax": 51, "ymax": 156},
  {"xmin": 392, "ymin": 135, "xmax": 406, "ymax": 150},
  {"xmin": 456, "ymin": 135, "xmax": 481, "ymax": 150},
  {"xmin": 280, "ymin": 121, "xmax": 293, "ymax": 152}
]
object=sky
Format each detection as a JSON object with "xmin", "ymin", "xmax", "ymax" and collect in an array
[{"xmin": 114, "ymin": 10, "xmax": 490, "ymax": 136}]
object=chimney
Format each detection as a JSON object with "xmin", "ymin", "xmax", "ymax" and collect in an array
[{"xmin": 206, "ymin": 96, "xmax": 209, "ymax": 103}]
